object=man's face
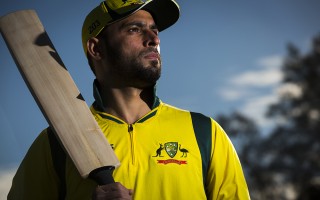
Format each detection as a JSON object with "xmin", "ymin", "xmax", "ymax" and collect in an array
[{"xmin": 99, "ymin": 10, "xmax": 161, "ymax": 88}]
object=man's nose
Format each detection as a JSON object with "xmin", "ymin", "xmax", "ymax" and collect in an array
[{"xmin": 144, "ymin": 29, "xmax": 160, "ymax": 47}]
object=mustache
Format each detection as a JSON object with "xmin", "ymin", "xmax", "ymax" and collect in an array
[{"xmin": 140, "ymin": 48, "xmax": 159, "ymax": 56}]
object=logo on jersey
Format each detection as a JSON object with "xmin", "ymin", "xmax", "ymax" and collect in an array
[
  {"xmin": 152, "ymin": 142, "xmax": 189, "ymax": 165},
  {"xmin": 164, "ymin": 142, "xmax": 178, "ymax": 158}
]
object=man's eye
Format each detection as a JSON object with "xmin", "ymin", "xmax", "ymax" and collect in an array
[{"xmin": 128, "ymin": 27, "xmax": 140, "ymax": 33}]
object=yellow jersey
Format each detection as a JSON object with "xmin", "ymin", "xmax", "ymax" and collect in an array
[{"xmin": 8, "ymin": 100, "xmax": 250, "ymax": 199}]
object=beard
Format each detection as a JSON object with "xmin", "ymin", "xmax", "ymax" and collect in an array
[{"xmin": 105, "ymin": 45, "xmax": 161, "ymax": 88}]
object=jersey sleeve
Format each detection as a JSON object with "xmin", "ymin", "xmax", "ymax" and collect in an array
[
  {"xmin": 206, "ymin": 119, "xmax": 250, "ymax": 200},
  {"xmin": 7, "ymin": 129, "xmax": 61, "ymax": 200}
]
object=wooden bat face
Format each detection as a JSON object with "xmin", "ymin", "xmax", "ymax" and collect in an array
[{"xmin": 0, "ymin": 10, "xmax": 119, "ymax": 181}]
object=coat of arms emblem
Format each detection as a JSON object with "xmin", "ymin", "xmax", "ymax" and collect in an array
[{"xmin": 164, "ymin": 142, "xmax": 178, "ymax": 158}]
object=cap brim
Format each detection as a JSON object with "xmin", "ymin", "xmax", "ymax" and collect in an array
[{"xmin": 141, "ymin": 0, "xmax": 180, "ymax": 32}]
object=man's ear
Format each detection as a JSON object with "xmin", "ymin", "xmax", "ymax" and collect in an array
[{"xmin": 87, "ymin": 37, "xmax": 102, "ymax": 60}]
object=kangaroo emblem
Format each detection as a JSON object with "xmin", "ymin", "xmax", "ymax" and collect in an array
[{"xmin": 153, "ymin": 143, "xmax": 164, "ymax": 157}]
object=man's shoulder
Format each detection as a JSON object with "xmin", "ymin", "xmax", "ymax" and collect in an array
[
  {"xmin": 159, "ymin": 101, "xmax": 191, "ymax": 113},
  {"xmin": 159, "ymin": 101, "xmax": 212, "ymax": 119},
  {"xmin": 158, "ymin": 101, "xmax": 226, "ymax": 132}
]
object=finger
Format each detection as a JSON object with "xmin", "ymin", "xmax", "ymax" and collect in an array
[{"xmin": 92, "ymin": 183, "xmax": 133, "ymax": 199}]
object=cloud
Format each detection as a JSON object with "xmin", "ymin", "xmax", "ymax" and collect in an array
[
  {"xmin": 0, "ymin": 167, "xmax": 16, "ymax": 199},
  {"xmin": 219, "ymin": 89, "xmax": 249, "ymax": 101},
  {"xmin": 231, "ymin": 68, "xmax": 282, "ymax": 87},
  {"xmin": 220, "ymin": 55, "xmax": 283, "ymax": 101},
  {"xmin": 219, "ymin": 55, "xmax": 284, "ymax": 129},
  {"xmin": 231, "ymin": 55, "xmax": 283, "ymax": 87},
  {"xmin": 241, "ymin": 94, "xmax": 279, "ymax": 127},
  {"xmin": 276, "ymin": 83, "xmax": 302, "ymax": 98}
]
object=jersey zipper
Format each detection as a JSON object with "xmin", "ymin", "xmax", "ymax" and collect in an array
[{"xmin": 128, "ymin": 124, "xmax": 135, "ymax": 165}]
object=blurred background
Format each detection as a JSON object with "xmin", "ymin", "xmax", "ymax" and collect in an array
[{"xmin": 1, "ymin": 0, "xmax": 320, "ymax": 199}]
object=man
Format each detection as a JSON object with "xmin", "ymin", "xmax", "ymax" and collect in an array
[{"xmin": 8, "ymin": 0, "xmax": 250, "ymax": 199}]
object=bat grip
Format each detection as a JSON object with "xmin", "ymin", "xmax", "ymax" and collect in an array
[{"xmin": 89, "ymin": 166, "xmax": 115, "ymax": 185}]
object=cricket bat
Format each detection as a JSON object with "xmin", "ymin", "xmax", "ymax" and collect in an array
[{"xmin": 0, "ymin": 10, "xmax": 120, "ymax": 184}]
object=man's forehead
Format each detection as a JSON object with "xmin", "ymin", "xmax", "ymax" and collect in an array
[
  {"xmin": 117, "ymin": 10, "xmax": 156, "ymax": 27},
  {"xmin": 101, "ymin": 10, "xmax": 156, "ymax": 34}
]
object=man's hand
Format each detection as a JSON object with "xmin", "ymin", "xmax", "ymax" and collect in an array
[{"xmin": 92, "ymin": 182, "xmax": 134, "ymax": 200}]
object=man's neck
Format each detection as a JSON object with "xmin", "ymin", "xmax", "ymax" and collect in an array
[{"xmin": 100, "ymin": 86, "xmax": 154, "ymax": 124}]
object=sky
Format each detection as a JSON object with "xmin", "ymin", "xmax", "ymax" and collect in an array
[{"xmin": 1, "ymin": 0, "xmax": 320, "ymax": 198}]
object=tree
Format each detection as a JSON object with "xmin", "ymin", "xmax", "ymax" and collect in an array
[
  {"xmin": 217, "ymin": 111, "xmax": 259, "ymax": 156},
  {"xmin": 256, "ymin": 33, "xmax": 320, "ymax": 199},
  {"xmin": 266, "ymin": 34, "xmax": 320, "ymax": 177},
  {"xmin": 217, "ymin": 34, "xmax": 320, "ymax": 199}
]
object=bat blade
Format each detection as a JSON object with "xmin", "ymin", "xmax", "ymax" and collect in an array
[{"xmin": 0, "ymin": 10, "xmax": 120, "ymax": 182}]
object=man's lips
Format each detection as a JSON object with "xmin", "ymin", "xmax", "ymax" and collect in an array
[{"xmin": 144, "ymin": 52, "xmax": 160, "ymax": 60}]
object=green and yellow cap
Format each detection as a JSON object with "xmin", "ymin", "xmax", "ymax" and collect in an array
[{"xmin": 82, "ymin": 0, "xmax": 180, "ymax": 55}]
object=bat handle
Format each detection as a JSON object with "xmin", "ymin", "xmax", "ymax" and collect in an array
[{"xmin": 89, "ymin": 166, "xmax": 115, "ymax": 185}]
